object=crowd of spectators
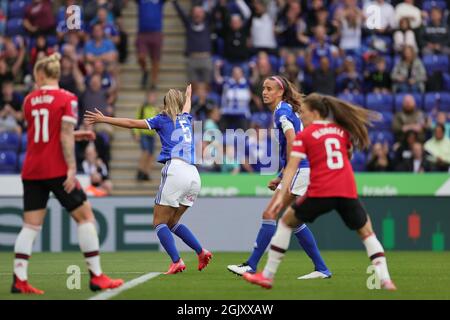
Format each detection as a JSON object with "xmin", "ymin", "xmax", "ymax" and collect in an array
[{"xmin": 0, "ymin": 0, "xmax": 130, "ymax": 194}]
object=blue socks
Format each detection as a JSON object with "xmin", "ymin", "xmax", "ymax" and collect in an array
[
  {"xmin": 171, "ymin": 223, "xmax": 202, "ymax": 255},
  {"xmin": 156, "ymin": 224, "xmax": 180, "ymax": 263},
  {"xmin": 247, "ymin": 220, "xmax": 277, "ymax": 271},
  {"xmin": 294, "ymin": 224, "xmax": 330, "ymax": 275}
]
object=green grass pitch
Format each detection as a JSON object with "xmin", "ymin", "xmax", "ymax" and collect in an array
[{"xmin": 1, "ymin": 251, "xmax": 449, "ymax": 300}]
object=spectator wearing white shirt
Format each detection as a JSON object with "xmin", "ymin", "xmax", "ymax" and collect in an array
[
  {"xmin": 82, "ymin": 143, "xmax": 113, "ymax": 196},
  {"xmin": 248, "ymin": 0, "xmax": 278, "ymax": 55},
  {"xmin": 393, "ymin": 17, "xmax": 418, "ymax": 53},
  {"xmin": 394, "ymin": 0, "xmax": 422, "ymax": 29},
  {"xmin": 363, "ymin": 0, "xmax": 396, "ymax": 34}
]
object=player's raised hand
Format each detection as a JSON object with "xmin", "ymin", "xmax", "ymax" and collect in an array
[
  {"xmin": 84, "ymin": 108, "xmax": 105, "ymax": 125},
  {"xmin": 185, "ymin": 84, "xmax": 192, "ymax": 99}
]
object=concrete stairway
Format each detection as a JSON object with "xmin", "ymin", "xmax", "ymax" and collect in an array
[{"xmin": 111, "ymin": 0, "xmax": 189, "ymax": 196}]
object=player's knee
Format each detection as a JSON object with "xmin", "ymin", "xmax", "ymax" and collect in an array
[{"xmin": 262, "ymin": 210, "xmax": 277, "ymax": 221}]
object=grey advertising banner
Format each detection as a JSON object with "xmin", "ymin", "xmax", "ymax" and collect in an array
[{"xmin": 0, "ymin": 197, "xmax": 449, "ymax": 252}]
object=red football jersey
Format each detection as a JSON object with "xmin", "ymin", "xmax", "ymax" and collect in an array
[
  {"xmin": 291, "ymin": 120, "xmax": 357, "ymax": 198},
  {"xmin": 22, "ymin": 86, "xmax": 78, "ymax": 180}
]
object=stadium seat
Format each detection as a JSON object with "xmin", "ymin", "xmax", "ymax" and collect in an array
[
  {"xmin": 369, "ymin": 130, "xmax": 395, "ymax": 146},
  {"xmin": 394, "ymin": 93, "xmax": 423, "ymax": 112},
  {"xmin": 337, "ymin": 93, "xmax": 365, "ymax": 107},
  {"xmin": 423, "ymin": 92, "xmax": 450, "ymax": 112},
  {"xmin": 19, "ymin": 152, "xmax": 26, "ymax": 170},
  {"xmin": 351, "ymin": 151, "xmax": 367, "ymax": 172},
  {"xmin": 5, "ymin": 18, "xmax": 25, "ymax": 36},
  {"xmin": 365, "ymin": 93, "xmax": 394, "ymax": 112},
  {"xmin": 7, "ymin": 1, "xmax": 28, "ymax": 19},
  {"xmin": 373, "ymin": 112, "xmax": 394, "ymax": 131},
  {"xmin": 422, "ymin": 0, "xmax": 447, "ymax": 11},
  {"xmin": 207, "ymin": 92, "xmax": 221, "ymax": 107},
  {"xmin": 0, "ymin": 151, "xmax": 18, "ymax": 173},
  {"xmin": 423, "ymin": 54, "xmax": 449, "ymax": 75},
  {"xmin": 20, "ymin": 133, "xmax": 27, "ymax": 152},
  {"xmin": 0, "ymin": 132, "xmax": 20, "ymax": 151}
]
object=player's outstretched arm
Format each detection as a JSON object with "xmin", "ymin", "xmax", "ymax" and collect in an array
[
  {"xmin": 84, "ymin": 109, "xmax": 148, "ymax": 129},
  {"xmin": 74, "ymin": 130, "xmax": 96, "ymax": 141},
  {"xmin": 182, "ymin": 84, "xmax": 192, "ymax": 114}
]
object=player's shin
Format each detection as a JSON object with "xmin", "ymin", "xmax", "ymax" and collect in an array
[
  {"xmin": 247, "ymin": 220, "xmax": 277, "ymax": 270},
  {"xmin": 294, "ymin": 224, "xmax": 330, "ymax": 273},
  {"xmin": 156, "ymin": 224, "xmax": 181, "ymax": 263},
  {"xmin": 171, "ymin": 223, "xmax": 202, "ymax": 254},
  {"xmin": 14, "ymin": 224, "xmax": 42, "ymax": 281},
  {"xmin": 363, "ymin": 233, "xmax": 391, "ymax": 281},
  {"xmin": 262, "ymin": 220, "xmax": 293, "ymax": 279},
  {"xmin": 77, "ymin": 221, "xmax": 103, "ymax": 277}
]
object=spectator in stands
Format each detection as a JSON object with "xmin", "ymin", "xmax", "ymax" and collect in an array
[
  {"xmin": 420, "ymin": 7, "xmax": 450, "ymax": 55},
  {"xmin": 0, "ymin": 81, "xmax": 23, "ymax": 134},
  {"xmin": 88, "ymin": 59, "xmax": 118, "ymax": 105},
  {"xmin": 338, "ymin": 56, "xmax": 362, "ymax": 94},
  {"xmin": 305, "ymin": 0, "xmax": 326, "ymax": 28},
  {"xmin": 363, "ymin": 0, "xmax": 396, "ymax": 35},
  {"xmin": 366, "ymin": 142, "xmax": 393, "ymax": 171},
  {"xmin": 366, "ymin": 56, "xmax": 392, "ymax": 93},
  {"xmin": 200, "ymin": 106, "xmax": 222, "ymax": 173},
  {"xmin": 337, "ymin": 6, "xmax": 363, "ymax": 54},
  {"xmin": 81, "ymin": 74, "xmax": 114, "ymax": 115},
  {"xmin": 0, "ymin": 5, "xmax": 6, "ymax": 35},
  {"xmin": 391, "ymin": 45, "xmax": 426, "ymax": 93},
  {"xmin": 0, "ymin": 58, "xmax": 15, "ymax": 89},
  {"xmin": 249, "ymin": 51, "xmax": 273, "ymax": 113},
  {"xmin": 59, "ymin": 54, "xmax": 85, "ymax": 99},
  {"xmin": 305, "ymin": 25, "xmax": 339, "ymax": 69},
  {"xmin": 221, "ymin": 143, "xmax": 240, "ymax": 174},
  {"xmin": 274, "ymin": 0, "xmax": 309, "ymax": 54},
  {"xmin": 431, "ymin": 111, "xmax": 450, "ymax": 138},
  {"xmin": 392, "ymin": 94, "xmax": 426, "ymax": 142},
  {"xmin": 134, "ymin": 90, "xmax": 159, "ymax": 181},
  {"xmin": 76, "ymin": 118, "xmax": 111, "ymax": 169},
  {"xmin": 136, "ymin": 0, "xmax": 165, "ymax": 89},
  {"xmin": 220, "ymin": 11, "xmax": 251, "ymax": 64},
  {"xmin": 396, "ymin": 141, "xmax": 431, "ymax": 173},
  {"xmin": 393, "ymin": 17, "xmax": 418, "ymax": 53},
  {"xmin": 1, "ymin": 37, "xmax": 25, "ymax": 81},
  {"xmin": 311, "ymin": 8, "xmax": 339, "ymax": 44},
  {"xmin": 280, "ymin": 52, "xmax": 303, "ymax": 92},
  {"xmin": 247, "ymin": 0, "xmax": 277, "ymax": 55},
  {"xmin": 215, "ymin": 63, "xmax": 251, "ymax": 130},
  {"xmin": 61, "ymin": 32, "xmax": 85, "ymax": 65},
  {"xmin": 82, "ymin": 143, "xmax": 113, "ymax": 196},
  {"xmin": 92, "ymin": 7, "xmax": 120, "ymax": 46},
  {"xmin": 394, "ymin": 0, "xmax": 422, "ymax": 30},
  {"xmin": 424, "ymin": 124, "xmax": 450, "ymax": 172},
  {"xmin": 84, "ymin": 23, "xmax": 118, "ymax": 67},
  {"xmin": 29, "ymin": 35, "xmax": 57, "ymax": 69},
  {"xmin": 173, "ymin": 0, "xmax": 213, "ymax": 87},
  {"xmin": 309, "ymin": 56, "xmax": 336, "ymax": 95},
  {"xmin": 56, "ymin": 1, "xmax": 85, "ymax": 42},
  {"xmin": 241, "ymin": 121, "xmax": 271, "ymax": 173},
  {"xmin": 192, "ymin": 83, "xmax": 218, "ymax": 120},
  {"xmin": 23, "ymin": 0, "xmax": 56, "ymax": 36}
]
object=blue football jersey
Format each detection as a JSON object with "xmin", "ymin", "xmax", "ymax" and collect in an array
[
  {"xmin": 146, "ymin": 112, "xmax": 195, "ymax": 164},
  {"xmin": 273, "ymin": 101, "xmax": 309, "ymax": 170}
]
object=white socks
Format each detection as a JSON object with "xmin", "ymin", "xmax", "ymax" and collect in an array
[
  {"xmin": 14, "ymin": 224, "xmax": 41, "ymax": 281},
  {"xmin": 78, "ymin": 222, "xmax": 102, "ymax": 277},
  {"xmin": 263, "ymin": 220, "xmax": 293, "ymax": 279},
  {"xmin": 363, "ymin": 233, "xmax": 391, "ymax": 281}
]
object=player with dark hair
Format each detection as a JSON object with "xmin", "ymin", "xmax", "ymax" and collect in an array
[
  {"xmin": 227, "ymin": 76, "xmax": 331, "ymax": 279},
  {"xmin": 243, "ymin": 93, "xmax": 397, "ymax": 290}
]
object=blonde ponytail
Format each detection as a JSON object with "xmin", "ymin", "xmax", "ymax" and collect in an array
[{"xmin": 34, "ymin": 53, "xmax": 62, "ymax": 80}]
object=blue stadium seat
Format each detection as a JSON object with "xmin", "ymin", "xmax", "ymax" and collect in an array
[
  {"xmin": 423, "ymin": 54, "xmax": 449, "ymax": 75},
  {"xmin": 0, "ymin": 132, "xmax": 20, "ymax": 151},
  {"xmin": 0, "ymin": 151, "xmax": 18, "ymax": 173},
  {"xmin": 423, "ymin": 92, "xmax": 450, "ymax": 112},
  {"xmin": 443, "ymin": 72, "xmax": 450, "ymax": 91},
  {"xmin": 20, "ymin": 133, "xmax": 27, "ymax": 152},
  {"xmin": 8, "ymin": 1, "xmax": 28, "ymax": 19},
  {"xmin": 207, "ymin": 92, "xmax": 221, "ymax": 106},
  {"xmin": 19, "ymin": 152, "xmax": 26, "ymax": 170},
  {"xmin": 394, "ymin": 93, "xmax": 423, "ymax": 112},
  {"xmin": 365, "ymin": 93, "xmax": 394, "ymax": 112},
  {"xmin": 422, "ymin": 0, "xmax": 447, "ymax": 11},
  {"xmin": 369, "ymin": 130, "xmax": 395, "ymax": 146},
  {"xmin": 373, "ymin": 112, "xmax": 394, "ymax": 131},
  {"xmin": 337, "ymin": 93, "xmax": 365, "ymax": 107},
  {"xmin": 251, "ymin": 112, "xmax": 272, "ymax": 129},
  {"xmin": 351, "ymin": 151, "xmax": 367, "ymax": 172},
  {"xmin": 5, "ymin": 18, "xmax": 25, "ymax": 36}
]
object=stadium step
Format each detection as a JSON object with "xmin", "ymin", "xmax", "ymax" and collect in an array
[{"xmin": 111, "ymin": 0, "xmax": 189, "ymax": 195}]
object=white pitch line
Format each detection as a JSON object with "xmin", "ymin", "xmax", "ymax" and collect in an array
[{"xmin": 88, "ymin": 272, "xmax": 162, "ymax": 300}]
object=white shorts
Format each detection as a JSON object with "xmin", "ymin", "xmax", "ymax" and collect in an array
[
  {"xmin": 277, "ymin": 167, "xmax": 310, "ymax": 196},
  {"xmin": 155, "ymin": 159, "xmax": 201, "ymax": 207}
]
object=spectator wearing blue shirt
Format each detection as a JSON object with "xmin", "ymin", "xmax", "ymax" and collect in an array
[
  {"xmin": 84, "ymin": 23, "xmax": 118, "ymax": 68},
  {"xmin": 90, "ymin": 7, "xmax": 120, "ymax": 46},
  {"xmin": 135, "ymin": 0, "xmax": 165, "ymax": 89}
]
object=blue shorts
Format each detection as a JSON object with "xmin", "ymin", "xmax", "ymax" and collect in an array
[{"xmin": 140, "ymin": 135, "xmax": 155, "ymax": 154}]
